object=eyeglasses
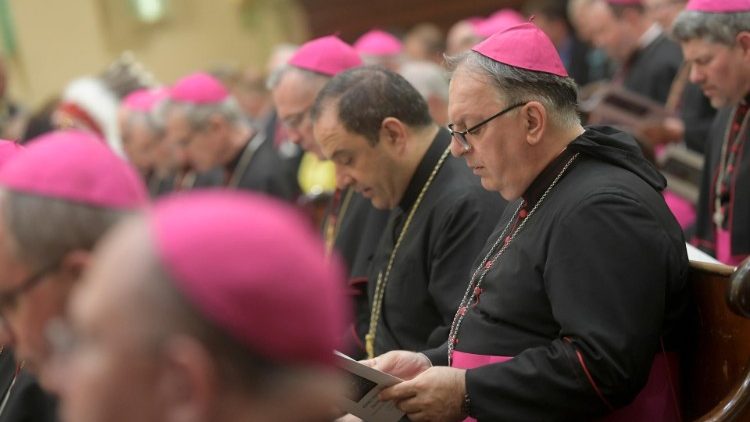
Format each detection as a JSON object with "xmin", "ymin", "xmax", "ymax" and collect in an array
[
  {"xmin": 0, "ymin": 264, "xmax": 57, "ymax": 315},
  {"xmin": 448, "ymin": 102, "xmax": 527, "ymax": 151}
]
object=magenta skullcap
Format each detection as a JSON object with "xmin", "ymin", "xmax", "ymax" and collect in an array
[
  {"xmin": 686, "ymin": 0, "xmax": 750, "ymax": 12},
  {"xmin": 122, "ymin": 87, "xmax": 169, "ymax": 112},
  {"xmin": 354, "ymin": 30, "xmax": 403, "ymax": 56},
  {"xmin": 169, "ymin": 72, "xmax": 229, "ymax": 104},
  {"xmin": 0, "ymin": 130, "xmax": 147, "ymax": 209},
  {"xmin": 0, "ymin": 141, "xmax": 23, "ymax": 169},
  {"xmin": 150, "ymin": 190, "xmax": 348, "ymax": 366},
  {"xmin": 288, "ymin": 35, "xmax": 363, "ymax": 77},
  {"xmin": 475, "ymin": 9, "xmax": 526, "ymax": 38},
  {"xmin": 472, "ymin": 22, "xmax": 569, "ymax": 77}
]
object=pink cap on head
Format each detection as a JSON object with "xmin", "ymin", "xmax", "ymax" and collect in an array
[
  {"xmin": 354, "ymin": 30, "xmax": 403, "ymax": 56},
  {"xmin": 606, "ymin": 0, "xmax": 642, "ymax": 5},
  {"xmin": 0, "ymin": 141, "xmax": 23, "ymax": 169},
  {"xmin": 686, "ymin": 0, "xmax": 750, "ymax": 12},
  {"xmin": 472, "ymin": 22, "xmax": 569, "ymax": 77},
  {"xmin": 122, "ymin": 87, "xmax": 169, "ymax": 112},
  {"xmin": 169, "ymin": 72, "xmax": 229, "ymax": 104},
  {"xmin": 0, "ymin": 130, "xmax": 147, "ymax": 209},
  {"xmin": 475, "ymin": 9, "xmax": 526, "ymax": 38},
  {"xmin": 288, "ymin": 35, "xmax": 363, "ymax": 77},
  {"xmin": 151, "ymin": 190, "xmax": 347, "ymax": 366}
]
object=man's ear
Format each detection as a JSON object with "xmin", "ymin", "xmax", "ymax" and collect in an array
[
  {"xmin": 58, "ymin": 250, "xmax": 91, "ymax": 284},
  {"xmin": 523, "ymin": 101, "xmax": 547, "ymax": 146},
  {"xmin": 158, "ymin": 335, "xmax": 220, "ymax": 422},
  {"xmin": 380, "ymin": 117, "xmax": 408, "ymax": 152},
  {"xmin": 737, "ymin": 31, "xmax": 750, "ymax": 60}
]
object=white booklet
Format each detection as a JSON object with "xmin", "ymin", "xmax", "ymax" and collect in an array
[{"xmin": 335, "ymin": 351, "xmax": 405, "ymax": 422}]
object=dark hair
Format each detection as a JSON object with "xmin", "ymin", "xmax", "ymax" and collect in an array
[{"xmin": 310, "ymin": 66, "xmax": 433, "ymax": 145}]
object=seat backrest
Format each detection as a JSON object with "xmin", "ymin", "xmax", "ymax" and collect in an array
[{"xmin": 683, "ymin": 260, "xmax": 750, "ymax": 421}]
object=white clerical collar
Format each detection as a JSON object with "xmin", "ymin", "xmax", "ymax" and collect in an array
[{"xmin": 639, "ymin": 24, "xmax": 662, "ymax": 50}]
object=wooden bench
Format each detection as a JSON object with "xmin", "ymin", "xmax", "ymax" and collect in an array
[{"xmin": 684, "ymin": 259, "xmax": 750, "ymax": 421}]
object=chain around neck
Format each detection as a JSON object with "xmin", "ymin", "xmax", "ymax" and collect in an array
[{"xmin": 447, "ymin": 152, "xmax": 579, "ymax": 365}]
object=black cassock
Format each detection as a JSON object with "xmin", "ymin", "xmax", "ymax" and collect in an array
[
  {"xmin": 327, "ymin": 189, "xmax": 389, "ymax": 359},
  {"xmin": 367, "ymin": 128, "xmax": 507, "ymax": 355},
  {"xmin": 225, "ymin": 130, "xmax": 299, "ymax": 201},
  {"xmin": 424, "ymin": 127, "xmax": 689, "ymax": 421},
  {"xmin": 0, "ymin": 350, "xmax": 56, "ymax": 422},
  {"xmin": 622, "ymin": 33, "xmax": 682, "ymax": 104},
  {"xmin": 693, "ymin": 100, "xmax": 750, "ymax": 262},
  {"xmin": 621, "ymin": 33, "xmax": 715, "ymax": 152}
]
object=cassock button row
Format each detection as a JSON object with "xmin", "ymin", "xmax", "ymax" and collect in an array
[
  {"xmin": 459, "ymin": 306, "xmax": 467, "ymax": 316},
  {"xmin": 504, "ymin": 236, "xmax": 511, "ymax": 246},
  {"xmin": 474, "ymin": 287, "xmax": 483, "ymax": 297},
  {"xmin": 519, "ymin": 209, "xmax": 528, "ymax": 219},
  {"xmin": 484, "ymin": 260, "xmax": 493, "ymax": 269}
]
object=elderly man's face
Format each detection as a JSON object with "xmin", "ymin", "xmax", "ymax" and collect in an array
[
  {"xmin": 0, "ymin": 204, "xmax": 73, "ymax": 381},
  {"xmin": 314, "ymin": 105, "xmax": 403, "ymax": 210},
  {"xmin": 121, "ymin": 114, "xmax": 159, "ymax": 173},
  {"xmin": 683, "ymin": 36, "xmax": 750, "ymax": 108},
  {"xmin": 59, "ymin": 224, "xmax": 163, "ymax": 422},
  {"xmin": 272, "ymin": 70, "xmax": 325, "ymax": 158},
  {"xmin": 448, "ymin": 68, "xmax": 532, "ymax": 200},
  {"xmin": 165, "ymin": 108, "xmax": 225, "ymax": 172}
]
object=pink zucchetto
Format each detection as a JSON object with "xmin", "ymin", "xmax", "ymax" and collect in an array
[
  {"xmin": 169, "ymin": 72, "xmax": 229, "ymax": 104},
  {"xmin": 472, "ymin": 22, "xmax": 569, "ymax": 78},
  {"xmin": 288, "ymin": 35, "xmax": 363, "ymax": 77},
  {"xmin": 0, "ymin": 141, "xmax": 23, "ymax": 169},
  {"xmin": 475, "ymin": 9, "xmax": 526, "ymax": 38},
  {"xmin": 122, "ymin": 87, "xmax": 169, "ymax": 112},
  {"xmin": 150, "ymin": 190, "xmax": 347, "ymax": 366},
  {"xmin": 354, "ymin": 30, "xmax": 403, "ymax": 56},
  {"xmin": 686, "ymin": 0, "xmax": 750, "ymax": 12},
  {"xmin": 0, "ymin": 130, "xmax": 147, "ymax": 209}
]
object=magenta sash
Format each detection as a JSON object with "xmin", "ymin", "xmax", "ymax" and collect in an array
[
  {"xmin": 663, "ymin": 191, "xmax": 696, "ymax": 229},
  {"xmin": 716, "ymin": 228, "xmax": 744, "ymax": 266},
  {"xmin": 451, "ymin": 350, "xmax": 680, "ymax": 422}
]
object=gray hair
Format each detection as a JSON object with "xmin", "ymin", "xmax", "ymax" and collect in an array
[
  {"xmin": 446, "ymin": 51, "xmax": 581, "ymax": 129},
  {"xmin": 399, "ymin": 60, "xmax": 449, "ymax": 102},
  {"xmin": 126, "ymin": 106, "xmax": 166, "ymax": 137},
  {"xmin": 673, "ymin": 10, "xmax": 750, "ymax": 44},
  {"xmin": 2, "ymin": 190, "xmax": 131, "ymax": 272},
  {"xmin": 162, "ymin": 96, "xmax": 245, "ymax": 130},
  {"xmin": 266, "ymin": 64, "xmax": 330, "ymax": 91}
]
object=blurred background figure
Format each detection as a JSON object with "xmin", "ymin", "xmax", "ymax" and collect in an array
[
  {"xmin": 58, "ymin": 191, "xmax": 348, "ymax": 422},
  {"xmin": 644, "ymin": 0, "xmax": 688, "ymax": 30},
  {"xmin": 53, "ymin": 77, "xmax": 124, "ymax": 156},
  {"xmin": 445, "ymin": 18, "xmax": 482, "ymax": 55},
  {"xmin": 0, "ymin": 57, "xmax": 27, "ymax": 141},
  {"xmin": 0, "ymin": 140, "xmax": 56, "ymax": 422},
  {"xmin": 354, "ymin": 29, "xmax": 403, "ymax": 71},
  {"xmin": 163, "ymin": 72, "xmax": 295, "ymax": 199},
  {"xmin": 399, "ymin": 60, "xmax": 450, "ymax": 126},
  {"xmin": 402, "ymin": 23, "xmax": 445, "ymax": 65},
  {"xmin": 524, "ymin": 0, "xmax": 603, "ymax": 86}
]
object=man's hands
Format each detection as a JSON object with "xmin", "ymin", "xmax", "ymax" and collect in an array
[
  {"xmin": 379, "ymin": 367, "xmax": 467, "ymax": 422},
  {"xmin": 361, "ymin": 350, "xmax": 432, "ymax": 380}
]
